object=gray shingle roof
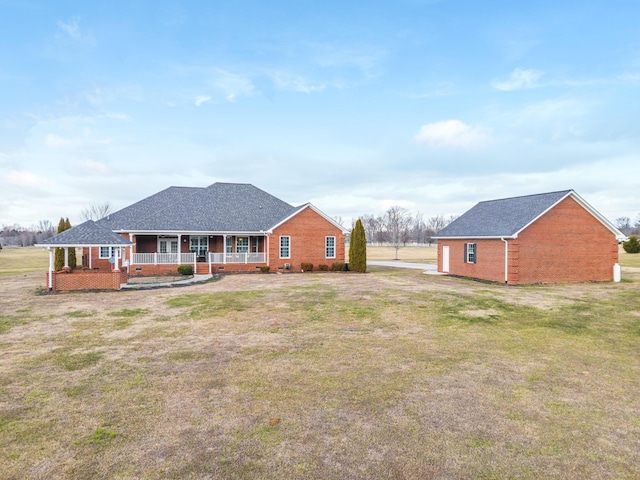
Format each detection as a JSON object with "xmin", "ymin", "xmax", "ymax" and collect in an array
[
  {"xmin": 435, "ymin": 190, "xmax": 573, "ymax": 238},
  {"xmin": 97, "ymin": 183, "xmax": 298, "ymax": 232},
  {"xmin": 37, "ymin": 220, "xmax": 133, "ymax": 246}
]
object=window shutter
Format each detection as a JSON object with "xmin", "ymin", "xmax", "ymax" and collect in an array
[
  {"xmin": 464, "ymin": 243, "xmax": 468, "ymax": 263},
  {"xmin": 474, "ymin": 244, "xmax": 477, "ymax": 264}
]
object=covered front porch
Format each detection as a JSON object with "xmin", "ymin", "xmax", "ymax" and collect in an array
[{"xmin": 126, "ymin": 233, "xmax": 269, "ymax": 275}]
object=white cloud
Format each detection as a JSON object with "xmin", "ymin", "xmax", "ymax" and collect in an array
[
  {"xmin": 44, "ymin": 134, "xmax": 77, "ymax": 148},
  {"xmin": 195, "ymin": 96, "xmax": 212, "ymax": 107},
  {"xmin": 80, "ymin": 159, "xmax": 110, "ymax": 174},
  {"xmin": 210, "ymin": 69, "xmax": 255, "ymax": 102},
  {"xmin": 269, "ymin": 72, "xmax": 326, "ymax": 93},
  {"xmin": 492, "ymin": 68, "xmax": 544, "ymax": 91},
  {"xmin": 414, "ymin": 120, "xmax": 491, "ymax": 149},
  {"xmin": 56, "ymin": 16, "xmax": 95, "ymax": 45},
  {"xmin": 0, "ymin": 170, "xmax": 52, "ymax": 187}
]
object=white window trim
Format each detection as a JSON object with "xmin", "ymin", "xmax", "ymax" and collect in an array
[
  {"xmin": 325, "ymin": 236, "xmax": 336, "ymax": 258},
  {"xmin": 466, "ymin": 243, "xmax": 476, "ymax": 264},
  {"xmin": 236, "ymin": 237, "xmax": 249, "ymax": 253},
  {"xmin": 99, "ymin": 247, "xmax": 122, "ymax": 259},
  {"xmin": 279, "ymin": 236, "xmax": 290, "ymax": 259},
  {"xmin": 157, "ymin": 237, "xmax": 178, "ymax": 254}
]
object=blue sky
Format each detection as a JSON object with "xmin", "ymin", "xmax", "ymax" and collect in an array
[{"xmin": 1, "ymin": 0, "xmax": 639, "ymax": 227}]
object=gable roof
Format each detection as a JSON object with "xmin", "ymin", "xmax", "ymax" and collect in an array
[
  {"xmin": 36, "ymin": 220, "xmax": 133, "ymax": 247},
  {"xmin": 268, "ymin": 203, "xmax": 349, "ymax": 234},
  {"xmin": 434, "ymin": 190, "xmax": 625, "ymax": 240},
  {"xmin": 97, "ymin": 183, "xmax": 299, "ymax": 233}
]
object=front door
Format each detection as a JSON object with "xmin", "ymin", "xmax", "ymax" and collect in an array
[
  {"xmin": 442, "ymin": 246, "xmax": 450, "ymax": 273},
  {"xmin": 190, "ymin": 236, "xmax": 208, "ymax": 259}
]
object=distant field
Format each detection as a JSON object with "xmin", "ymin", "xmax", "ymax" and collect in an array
[
  {"xmin": 0, "ymin": 246, "xmax": 49, "ymax": 277},
  {"xmin": 364, "ymin": 245, "xmax": 437, "ymax": 263}
]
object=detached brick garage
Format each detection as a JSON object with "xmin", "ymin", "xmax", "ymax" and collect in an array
[{"xmin": 434, "ymin": 190, "xmax": 626, "ymax": 285}]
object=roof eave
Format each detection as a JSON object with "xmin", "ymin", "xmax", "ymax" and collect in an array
[{"xmin": 433, "ymin": 235, "xmax": 518, "ymax": 240}]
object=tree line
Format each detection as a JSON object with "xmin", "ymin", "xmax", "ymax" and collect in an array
[
  {"xmin": 357, "ymin": 207, "xmax": 458, "ymax": 246},
  {"xmin": 615, "ymin": 215, "xmax": 640, "ymax": 237},
  {"xmin": 353, "ymin": 206, "xmax": 458, "ymax": 260},
  {"xmin": 0, "ymin": 202, "xmax": 113, "ymax": 248}
]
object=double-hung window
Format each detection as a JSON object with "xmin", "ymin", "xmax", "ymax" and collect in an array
[
  {"xmin": 325, "ymin": 236, "xmax": 336, "ymax": 258},
  {"xmin": 464, "ymin": 243, "xmax": 476, "ymax": 264},
  {"xmin": 279, "ymin": 236, "xmax": 290, "ymax": 259},
  {"xmin": 99, "ymin": 247, "xmax": 121, "ymax": 259}
]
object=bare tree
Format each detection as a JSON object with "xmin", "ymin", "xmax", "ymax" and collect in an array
[
  {"xmin": 361, "ymin": 214, "xmax": 385, "ymax": 245},
  {"xmin": 80, "ymin": 202, "xmax": 114, "ymax": 222},
  {"xmin": 615, "ymin": 217, "xmax": 633, "ymax": 236},
  {"xmin": 384, "ymin": 206, "xmax": 411, "ymax": 260},
  {"xmin": 412, "ymin": 212, "xmax": 426, "ymax": 244}
]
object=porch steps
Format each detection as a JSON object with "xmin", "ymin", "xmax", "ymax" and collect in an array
[{"xmin": 195, "ymin": 264, "xmax": 210, "ymax": 275}]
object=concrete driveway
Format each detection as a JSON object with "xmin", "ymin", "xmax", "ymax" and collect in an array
[{"xmin": 367, "ymin": 261, "xmax": 439, "ymax": 273}]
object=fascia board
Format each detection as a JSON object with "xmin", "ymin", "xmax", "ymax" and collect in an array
[
  {"xmin": 35, "ymin": 243, "xmax": 132, "ymax": 248},
  {"xmin": 123, "ymin": 230, "xmax": 267, "ymax": 236},
  {"xmin": 433, "ymin": 235, "xmax": 518, "ymax": 240}
]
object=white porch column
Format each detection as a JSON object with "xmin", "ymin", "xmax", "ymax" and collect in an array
[
  {"xmin": 48, "ymin": 248, "xmax": 54, "ymax": 290},
  {"xmin": 64, "ymin": 247, "xmax": 69, "ymax": 268},
  {"xmin": 114, "ymin": 248, "xmax": 120, "ymax": 271},
  {"xmin": 129, "ymin": 234, "xmax": 134, "ymax": 265},
  {"xmin": 177, "ymin": 234, "xmax": 182, "ymax": 264},
  {"xmin": 223, "ymin": 235, "xmax": 227, "ymax": 264},
  {"xmin": 266, "ymin": 234, "xmax": 270, "ymax": 267},
  {"xmin": 89, "ymin": 246, "xmax": 92, "ymax": 269}
]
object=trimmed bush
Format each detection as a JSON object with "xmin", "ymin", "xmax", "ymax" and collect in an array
[
  {"xmin": 177, "ymin": 264, "xmax": 193, "ymax": 275},
  {"xmin": 623, "ymin": 235, "xmax": 640, "ymax": 254},
  {"xmin": 331, "ymin": 262, "xmax": 345, "ymax": 271},
  {"xmin": 318, "ymin": 264, "xmax": 329, "ymax": 271},
  {"xmin": 260, "ymin": 265, "xmax": 271, "ymax": 273},
  {"xmin": 301, "ymin": 262, "xmax": 313, "ymax": 272},
  {"xmin": 349, "ymin": 219, "xmax": 367, "ymax": 273},
  {"xmin": 65, "ymin": 218, "xmax": 76, "ymax": 268},
  {"xmin": 54, "ymin": 217, "xmax": 66, "ymax": 271}
]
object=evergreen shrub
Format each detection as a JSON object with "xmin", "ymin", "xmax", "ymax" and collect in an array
[
  {"xmin": 623, "ymin": 235, "xmax": 640, "ymax": 254},
  {"xmin": 177, "ymin": 264, "xmax": 193, "ymax": 275}
]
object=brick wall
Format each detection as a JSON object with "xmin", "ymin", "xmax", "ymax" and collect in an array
[
  {"xmin": 513, "ymin": 197, "xmax": 618, "ymax": 284},
  {"xmin": 269, "ymin": 207, "xmax": 346, "ymax": 272},
  {"xmin": 438, "ymin": 239, "xmax": 507, "ymax": 283},
  {"xmin": 48, "ymin": 269, "xmax": 128, "ymax": 291},
  {"xmin": 438, "ymin": 197, "xmax": 619, "ymax": 284}
]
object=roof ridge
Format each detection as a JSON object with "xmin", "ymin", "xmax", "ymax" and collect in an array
[{"xmin": 478, "ymin": 189, "xmax": 573, "ymax": 204}]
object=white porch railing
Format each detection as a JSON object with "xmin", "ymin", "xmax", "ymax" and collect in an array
[
  {"xmin": 132, "ymin": 252, "xmax": 196, "ymax": 264},
  {"xmin": 131, "ymin": 252, "xmax": 266, "ymax": 265},
  {"xmin": 209, "ymin": 252, "xmax": 266, "ymax": 264}
]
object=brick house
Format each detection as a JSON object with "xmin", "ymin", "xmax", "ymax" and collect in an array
[
  {"xmin": 38, "ymin": 183, "xmax": 347, "ymax": 290},
  {"xmin": 434, "ymin": 190, "xmax": 625, "ymax": 285}
]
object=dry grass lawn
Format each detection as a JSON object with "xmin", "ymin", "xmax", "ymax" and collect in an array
[{"xmin": 1, "ymin": 253, "xmax": 639, "ymax": 479}]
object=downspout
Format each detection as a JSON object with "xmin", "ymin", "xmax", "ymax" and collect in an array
[
  {"xmin": 501, "ymin": 237, "xmax": 508, "ymax": 284},
  {"xmin": 48, "ymin": 247, "xmax": 54, "ymax": 291}
]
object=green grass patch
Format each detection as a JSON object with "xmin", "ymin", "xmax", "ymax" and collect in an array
[
  {"xmin": 166, "ymin": 290, "xmax": 265, "ymax": 319},
  {"xmin": 87, "ymin": 427, "xmax": 117, "ymax": 445},
  {"xmin": 54, "ymin": 349, "xmax": 102, "ymax": 371},
  {"xmin": 67, "ymin": 310, "xmax": 95, "ymax": 318},
  {"xmin": 107, "ymin": 308, "xmax": 149, "ymax": 318}
]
